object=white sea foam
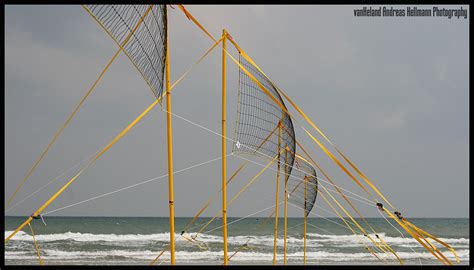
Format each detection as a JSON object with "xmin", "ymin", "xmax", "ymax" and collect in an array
[
  {"xmin": 306, "ymin": 232, "xmax": 469, "ymax": 246},
  {"xmin": 6, "ymin": 230, "xmax": 468, "ymax": 249},
  {"xmin": 5, "ymin": 248, "xmax": 470, "ymax": 262},
  {"xmin": 5, "ymin": 231, "xmax": 210, "ymax": 243}
]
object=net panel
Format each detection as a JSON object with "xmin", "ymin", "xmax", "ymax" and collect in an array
[
  {"xmin": 85, "ymin": 5, "xmax": 167, "ymax": 100},
  {"xmin": 233, "ymin": 54, "xmax": 296, "ymax": 180},
  {"xmin": 287, "ymin": 155, "xmax": 318, "ymax": 217}
]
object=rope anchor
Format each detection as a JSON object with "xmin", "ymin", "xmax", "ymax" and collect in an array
[
  {"xmin": 31, "ymin": 214, "xmax": 47, "ymax": 226},
  {"xmin": 394, "ymin": 211, "xmax": 403, "ymax": 220},
  {"xmin": 376, "ymin": 202, "xmax": 384, "ymax": 211}
]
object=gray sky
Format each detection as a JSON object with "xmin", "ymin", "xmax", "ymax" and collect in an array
[{"xmin": 5, "ymin": 5, "xmax": 469, "ymax": 218}]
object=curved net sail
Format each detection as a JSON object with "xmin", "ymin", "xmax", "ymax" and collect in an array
[
  {"xmin": 288, "ymin": 155, "xmax": 318, "ymax": 217},
  {"xmin": 84, "ymin": 5, "xmax": 167, "ymax": 100},
  {"xmin": 233, "ymin": 54, "xmax": 296, "ymax": 179}
]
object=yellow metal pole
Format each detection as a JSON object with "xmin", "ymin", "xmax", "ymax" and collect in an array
[
  {"xmin": 303, "ymin": 177, "xmax": 308, "ymax": 265},
  {"xmin": 283, "ymin": 148, "xmax": 289, "ymax": 265},
  {"xmin": 273, "ymin": 122, "xmax": 282, "ymax": 265},
  {"xmin": 165, "ymin": 6, "xmax": 176, "ymax": 265},
  {"xmin": 221, "ymin": 29, "xmax": 229, "ymax": 266},
  {"xmin": 28, "ymin": 223, "xmax": 44, "ymax": 265}
]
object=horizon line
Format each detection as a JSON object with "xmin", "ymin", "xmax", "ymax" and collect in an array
[{"xmin": 4, "ymin": 215, "xmax": 469, "ymax": 219}]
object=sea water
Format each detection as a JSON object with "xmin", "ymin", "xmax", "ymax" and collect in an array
[{"xmin": 4, "ymin": 216, "xmax": 469, "ymax": 265}]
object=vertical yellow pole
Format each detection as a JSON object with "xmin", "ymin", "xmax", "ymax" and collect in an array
[
  {"xmin": 165, "ymin": 6, "xmax": 176, "ymax": 265},
  {"xmin": 283, "ymin": 148, "xmax": 289, "ymax": 265},
  {"xmin": 221, "ymin": 29, "xmax": 229, "ymax": 266},
  {"xmin": 304, "ymin": 177, "xmax": 308, "ymax": 265},
  {"xmin": 273, "ymin": 122, "xmax": 282, "ymax": 265}
]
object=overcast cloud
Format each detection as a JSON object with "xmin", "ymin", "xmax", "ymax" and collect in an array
[{"xmin": 5, "ymin": 5, "xmax": 469, "ymax": 218}]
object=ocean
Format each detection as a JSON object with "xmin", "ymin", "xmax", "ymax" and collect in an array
[{"xmin": 4, "ymin": 216, "xmax": 469, "ymax": 265}]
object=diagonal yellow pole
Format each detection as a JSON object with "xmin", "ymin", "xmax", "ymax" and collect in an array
[
  {"xmin": 165, "ymin": 6, "xmax": 176, "ymax": 265},
  {"xmin": 28, "ymin": 223, "xmax": 44, "ymax": 265},
  {"xmin": 221, "ymin": 29, "xmax": 229, "ymax": 266},
  {"xmin": 5, "ymin": 97, "xmax": 160, "ymax": 243},
  {"xmin": 273, "ymin": 122, "xmax": 282, "ymax": 265}
]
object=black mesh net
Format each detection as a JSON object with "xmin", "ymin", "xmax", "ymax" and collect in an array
[
  {"xmin": 287, "ymin": 155, "xmax": 318, "ymax": 217},
  {"xmin": 233, "ymin": 54, "xmax": 296, "ymax": 180},
  {"xmin": 85, "ymin": 5, "xmax": 167, "ymax": 100}
]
